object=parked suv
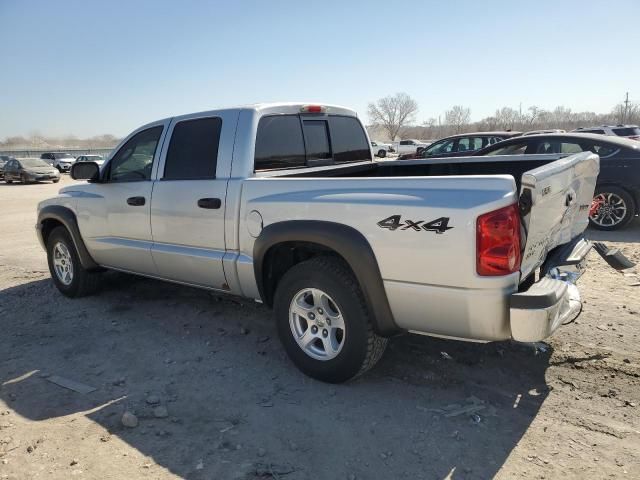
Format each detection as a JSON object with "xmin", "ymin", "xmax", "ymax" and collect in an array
[
  {"xmin": 41, "ymin": 152, "xmax": 76, "ymax": 172},
  {"xmin": 37, "ymin": 103, "xmax": 611, "ymax": 382},
  {"xmin": 573, "ymin": 125, "xmax": 640, "ymax": 140}
]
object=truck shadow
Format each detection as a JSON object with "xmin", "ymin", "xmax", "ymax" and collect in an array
[{"xmin": 1, "ymin": 275, "xmax": 552, "ymax": 479}]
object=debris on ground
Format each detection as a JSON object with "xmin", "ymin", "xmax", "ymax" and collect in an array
[
  {"xmin": 45, "ymin": 375, "xmax": 96, "ymax": 394},
  {"xmin": 121, "ymin": 411, "xmax": 139, "ymax": 428}
]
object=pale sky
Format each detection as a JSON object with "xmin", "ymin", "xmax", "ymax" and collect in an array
[{"xmin": 1, "ymin": 0, "xmax": 638, "ymax": 138}]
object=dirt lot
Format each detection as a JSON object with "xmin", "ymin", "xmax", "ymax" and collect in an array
[{"xmin": 1, "ymin": 176, "xmax": 639, "ymax": 480}]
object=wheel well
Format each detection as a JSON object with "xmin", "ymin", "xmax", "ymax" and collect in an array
[
  {"xmin": 261, "ymin": 241, "xmax": 352, "ymax": 307},
  {"xmin": 40, "ymin": 218, "xmax": 65, "ymax": 246}
]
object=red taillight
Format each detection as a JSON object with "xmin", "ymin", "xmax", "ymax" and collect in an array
[{"xmin": 476, "ymin": 204, "xmax": 521, "ymax": 276}]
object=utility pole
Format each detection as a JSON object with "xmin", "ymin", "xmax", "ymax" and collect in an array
[{"xmin": 623, "ymin": 92, "xmax": 630, "ymax": 124}]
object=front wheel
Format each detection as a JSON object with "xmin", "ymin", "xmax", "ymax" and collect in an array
[
  {"xmin": 274, "ymin": 257, "xmax": 388, "ymax": 383},
  {"xmin": 589, "ymin": 186, "xmax": 635, "ymax": 230},
  {"xmin": 377, "ymin": 149, "xmax": 387, "ymax": 158},
  {"xmin": 46, "ymin": 226, "xmax": 101, "ymax": 297},
  {"xmin": 20, "ymin": 174, "xmax": 29, "ymax": 184}
]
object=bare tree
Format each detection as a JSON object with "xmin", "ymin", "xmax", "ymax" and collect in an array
[
  {"xmin": 368, "ymin": 92, "xmax": 418, "ymax": 141},
  {"xmin": 444, "ymin": 105, "xmax": 471, "ymax": 133}
]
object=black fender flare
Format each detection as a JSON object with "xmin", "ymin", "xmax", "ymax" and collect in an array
[
  {"xmin": 37, "ymin": 205, "xmax": 99, "ymax": 270},
  {"xmin": 253, "ymin": 220, "xmax": 401, "ymax": 337}
]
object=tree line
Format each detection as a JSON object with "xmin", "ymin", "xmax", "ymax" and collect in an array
[
  {"xmin": 368, "ymin": 92, "xmax": 640, "ymax": 141},
  {"xmin": 0, "ymin": 133, "xmax": 120, "ymax": 150}
]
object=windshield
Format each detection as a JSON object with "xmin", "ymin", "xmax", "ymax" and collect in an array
[
  {"xmin": 21, "ymin": 158, "xmax": 51, "ymax": 168},
  {"xmin": 53, "ymin": 153, "xmax": 74, "ymax": 159}
]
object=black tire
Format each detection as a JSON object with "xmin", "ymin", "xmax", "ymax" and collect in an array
[
  {"xmin": 377, "ymin": 149, "xmax": 386, "ymax": 158},
  {"xmin": 20, "ymin": 173, "xmax": 29, "ymax": 184},
  {"xmin": 589, "ymin": 186, "xmax": 635, "ymax": 231},
  {"xmin": 46, "ymin": 226, "xmax": 101, "ymax": 297},
  {"xmin": 274, "ymin": 257, "xmax": 388, "ymax": 383},
  {"xmin": 52, "ymin": 178, "xmax": 60, "ymax": 183},
  {"xmin": 5, "ymin": 179, "xmax": 12, "ymax": 184},
  {"xmin": 57, "ymin": 166, "xmax": 63, "ymax": 173}
]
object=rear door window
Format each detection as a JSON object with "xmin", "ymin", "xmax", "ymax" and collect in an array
[
  {"xmin": 328, "ymin": 116, "xmax": 371, "ymax": 162},
  {"xmin": 590, "ymin": 143, "xmax": 619, "ymax": 158},
  {"xmin": 302, "ymin": 120, "xmax": 331, "ymax": 161},
  {"xmin": 613, "ymin": 127, "xmax": 640, "ymax": 136},
  {"xmin": 486, "ymin": 141, "xmax": 529, "ymax": 156},
  {"xmin": 255, "ymin": 116, "xmax": 306, "ymax": 170},
  {"xmin": 164, "ymin": 117, "xmax": 222, "ymax": 180}
]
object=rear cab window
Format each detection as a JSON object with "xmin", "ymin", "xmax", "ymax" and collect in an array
[{"xmin": 254, "ymin": 114, "xmax": 371, "ymax": 171}]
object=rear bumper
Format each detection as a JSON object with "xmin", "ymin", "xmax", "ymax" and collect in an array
[
  {"xmin": 386, "ymin": 236, "xmax": 591, "ymax": 343},
  {"xmin": 510, "ymin": 276, "xmax": 582, "ymax": 342},
  {"xmin": 509, "ymin": 236, "xmax": 590, "ymax": 342}
]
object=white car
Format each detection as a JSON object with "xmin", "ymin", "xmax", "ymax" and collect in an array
[
  {"xmin": 396, "ymin": 139, "xmax": 431, "ymax": 155},
  {"xmin": 75, "ymin": 154, "xmax": 105, "ymax": 167},
  {"xmin": 41, "ymin": 152, "xmax": 76, "ymax": 173},
  {"xmin": 370, "ymin": 141, "xmax": 393, "ymax": 158}
]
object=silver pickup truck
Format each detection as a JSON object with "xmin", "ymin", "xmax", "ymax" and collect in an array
[{"xmin": 37, "ymin": 102, "xmax": 605, "ymax": 383}]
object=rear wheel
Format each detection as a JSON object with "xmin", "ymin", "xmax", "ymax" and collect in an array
[
  {"xmin": 377, "ymin": 149, "xmax": 386, "ymax": 158},
  {"xmin": 589, "ymin": 186, "xmax": 635, "ymax": 230},
  {"xmin": 274, "ymin": 257, "xmax": 388, "ymax": 383},
  {"xmin": 46, "ymin": 226, "xmax": 101, "ymax": 297}
]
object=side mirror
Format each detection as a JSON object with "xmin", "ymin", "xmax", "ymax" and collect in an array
[{"xmin": 71, "ymin": 161, "xmax": 100, "ymax": 181}]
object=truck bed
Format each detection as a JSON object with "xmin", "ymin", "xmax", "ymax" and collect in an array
[{"xmin": 270, "ymin": 154, "xmax": 565, "ymax": 190}]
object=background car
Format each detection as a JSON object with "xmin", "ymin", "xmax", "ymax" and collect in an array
[
  {"xmin": 522, "ymin": 129, "xmax": 566, "ymax": 136},
  {"xmin": 75, "ymin": 154, "xmax": 105, "ymax": 166},
  {"xmin": 40, "ymin": 152, "xmax": 76, "ymax": 172},
  {"xmin": 3, "ymin": 157, "xmax": 60, "ymax": 184},
  {"xmin": 395, "ymin": 139, "xmax": 431, "ymax": 156},
  {"xmin": 370, "ymin": 141, "xmax": 394, "ymax": 158},
  {"xmin": 573, "ymin": 125, "xmax": 640, "ymax": 140},
  {"xmin": 0, "ymin": 155, "xmax": 15, "ymax": 179},
  {"xmin": 399, "ymin": 131, "xmax": 522, "ymax": 159},
  {"xmin": 474, "ymin": 133, "xmax": 640, "ymax": 230}
]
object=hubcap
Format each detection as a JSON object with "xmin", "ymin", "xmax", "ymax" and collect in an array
[
  {"xmin": 590, "ymin": 193, "xmax": 627, "ymax": 227},
  {"xmin": 52, "ymin": 241, "xmax": 74, "ymax": 285},
  {"xmin": 289, "ymin": 288, "xmax": 346, "ymax": 361}
]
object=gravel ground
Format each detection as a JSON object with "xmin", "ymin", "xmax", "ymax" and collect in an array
[{"xmin": 0, "ymin": 176, "xmax": 639, "ymax": 479}]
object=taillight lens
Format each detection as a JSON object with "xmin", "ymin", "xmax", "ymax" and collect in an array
[{"xmin": 476, "ymin": 204, "xmax": 521, "ymax": 276}]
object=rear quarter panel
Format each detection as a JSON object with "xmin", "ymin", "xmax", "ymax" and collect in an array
[{"xmin": 236, "ymin": 176, "xmax": 519, "ymax": 292}]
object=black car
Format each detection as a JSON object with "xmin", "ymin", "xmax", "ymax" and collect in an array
[
  {"xmin": 475, "ymin": 133, "xmax": 640, "ymax": 230},
  {"xmin": 399, "ymin": 131, "xmax": 522, "ymax": 160}
]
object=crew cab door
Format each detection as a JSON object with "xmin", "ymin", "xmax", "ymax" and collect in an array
[
  {"xmin": 149, "ymin": 111, "xmax": 237, "ymax": 289},
  {"xmin": 519, "ymin": 151, "xmax": 599, "ymax": 279},
  {"xmin": 76, "ymin": 123, "xmax": 168, "ymax": 274}
]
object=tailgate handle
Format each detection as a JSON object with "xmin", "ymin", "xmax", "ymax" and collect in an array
[{"xmin": 565, "ymin": 192, "xmax": 575, "ymax": 207}]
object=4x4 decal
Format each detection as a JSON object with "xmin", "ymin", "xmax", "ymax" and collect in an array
[{"xmin": 377, "ymin": 215, "xmax": 453, "ymax": 234}]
